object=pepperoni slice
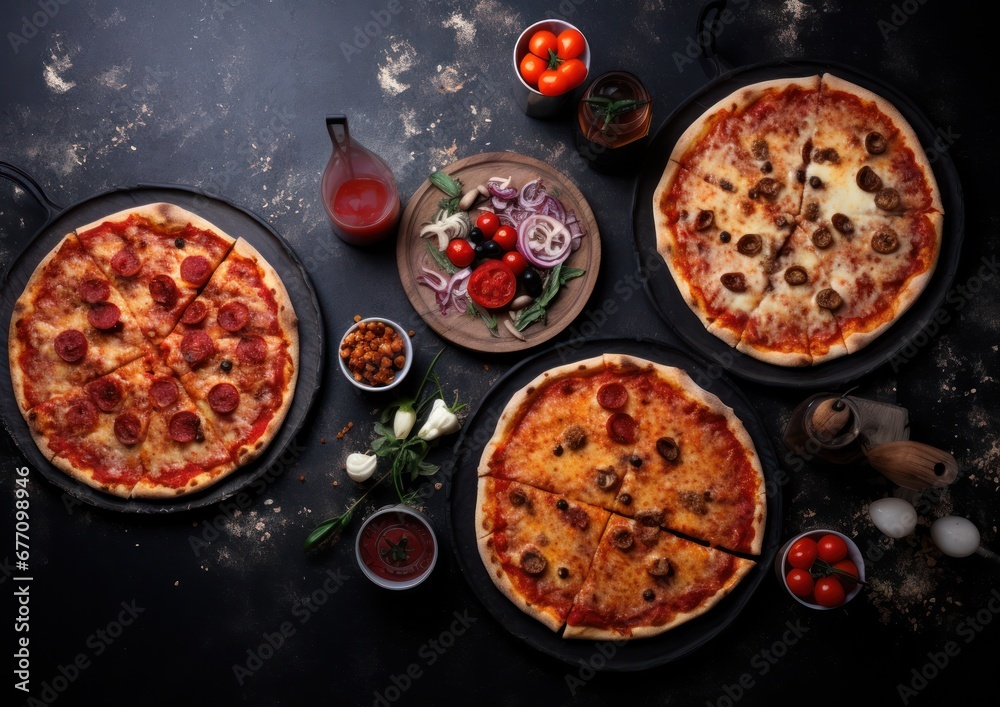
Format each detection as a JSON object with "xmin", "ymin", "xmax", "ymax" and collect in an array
[
  {"xmin": 54, "ymin": 330, "xmax": 88, "ymax": 362},
  {"xmin": 113, "ymin": 413, "xmax": 143, "ymax": 445},
  {"xmin": 87, "ymin": 302, "xmax": 121, "ymax": 330},
  {"xmin": 208, "ymin": 383, "xmax": 240, "ymax": 413},
  {"xmin": 77, "ymin": 278, "xmax": 110, "ymax": 304},
  {"xmin": 149, "ymin": 275, "xmax": 179, "ymax": 308},
  {"xmin": 236, "ymin": 335, "xmax": 267, "ymax": 364},
  {"xmin": 180, "ymin": 300, "xmax": 209, "ymax": 325},
  {"xmin": 606, "ymin": 412, "xmax": 638, "ymax": 444},
  {"xmin": 180, "ymin": 331, "xmax": 214, "ymax": 365},
  {"xmin": 217, "ymin": 302, "xmax": 250, "ymax": 333},
  {"xmin": 110, "ymin": 248, "xmax": 141, "ymax": 277},
  {"xmin": 85, "ymin": 377, "xmax": 123, "ymax": 412},
  {"xmin": 180, "ymin": 255, "xmax": 211, "ymax": 286},
  {"xmin": 168, "ymin": 411, "xmax": 201, "ymax": 443},
  {"xmin": 65, "ymin": 396, "xmax": 98, "ymax": 431},
  {"xmin": 597, "ymin": 383, "xmax": 628, "ymax": 410},
  {"xmin": 150, "ymin": 377, "xmax": 179, "ymax": 409}
]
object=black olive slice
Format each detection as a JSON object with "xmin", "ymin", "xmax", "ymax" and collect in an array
[
  {"xmin": 865, "ymin": 131, "xmax": 887, "ymax": 154},
  {"xmin": 521, "ymin": 549, "xmax": 547, "ymax": 575},
  {"xmin": 737, "ymin": 234, "xmax": 763, "ymax": 256},
  {"xmin": 817, "ymin": 288, "xmax": 844, "ymax": 311},
  {"xmin": 856, "ymin": 166, "xmax": 882, "ymax": 192},
  {"xmin": 831, "ymin": 213, "xmax": 854, "ymax": 235},
  {"xmin": 721, "ymin": 272, "xmax": 748, "ymax": 293},
  {"xmin": 811, "ymin": 226, "xmax": 833, "ymax": 249},
  {"xmin": 694, "ymin": 209, "xmax": 714, "ymax": 231},
  {"xmin": 872, "ymin": 228, "xmax": 900, "ymax": 254},
  {"xmin": 656, "ymin": 437, "xmax": 680, "ymax": 462},
  {"xmin": 784, "ymin": 266, "xmax": 809, "ymax": 286},
  {"xmin": 875, "ymin": 187, "xmax": 900, "ymax": 211}
]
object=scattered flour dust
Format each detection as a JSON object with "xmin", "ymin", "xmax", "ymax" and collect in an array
[
  {"xmin": 377, "ymin": 38, "xmax": 418, "ymax": 96},
  {"xmin": 96, "ymin": 63, "xmax": 131, "ymax": 90},
  {"xmin": 434, "ymin": 65, "xmax": 465, "ymax": 94},
  {"xmin": 472, "ymin": 0, "xmax": 520, "ymax": 33},
  {"xmin": 43, "ymin": 41, "xmax": 76, "ymax": 94},
  {"xmin": 443, "ymin": 13, "xmax": 476, "ymax": 45}
]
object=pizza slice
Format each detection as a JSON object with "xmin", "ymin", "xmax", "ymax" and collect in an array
[
  {"xmin": 801, "ymin": 74, "xmax": 943, "ymax": 219},
  {"xmin": 669, "ymin": 76, "xmax": 820, "ymax": 216},
  {"xmin": 817, "ymin": 210, "xmax": 943, "ymax": 354},
  {"xmin": 476, "ymin": 478, "xmax": 610, "ymax": 631},
  {"xmin": 563, "ymin": 515, "xmax": 755, "ymax": 639},
  {"xmin": 131, "ymin": 359, "xmax": 236, "ymax": 499},
  {"xmin": 654, "ymin": 162, "xmax": 793, "ymax": 347},
  {"xmin": 9, "ymin": 233, "xmax": 149, "ymax": 413},
  {"xmin": 736, "ymin": 224, "xmax": 848, "ymax": 366},
  {"xmin": 171, "ymin": 334, "xmax": 297, "ymax": 465},
  {"xmin": 175, "ymin": 238, "xmax": 298, "ymax": 341},
  {"xmin": 23, "ymin": 357, "xmax": 154, "ymax": 498},
  {"xmin": 73, "ymin": 203, "xmax": 236, "ymax": 341}
]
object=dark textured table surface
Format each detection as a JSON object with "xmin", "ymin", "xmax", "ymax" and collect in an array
[{"xmin": 1, "ymin": 1, "xmax": 996, "ymax": 704}]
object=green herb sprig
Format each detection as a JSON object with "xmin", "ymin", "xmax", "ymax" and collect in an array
[
  {"xmin": 429, "ymin": 171, "xmax": 464, "ymax": 215},
  {"xmin": 514, "ymin": 264, "xmax": 585, "ymax": 331}
]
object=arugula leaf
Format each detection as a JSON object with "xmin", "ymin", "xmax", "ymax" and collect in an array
[
  {"xmin": 426, "ymin": 240, "xmax": 459, "ymax": 274},
  {"xmin": 514, "ymin": 265, "xmax": 585, "ymax": 331}
]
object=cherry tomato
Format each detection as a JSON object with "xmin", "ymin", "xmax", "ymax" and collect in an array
[
  {"xmin": 468, "ymin": 261, "xmax": 517, "ymax": 309},
  {"xmin": 784, "ymin": 568, "xmax": 814, "ymax": 598},
  {"xmin": 786, "ymin": 537, "xmax": 818, "ymax": 570},
  {"xmin": 501, "ymin": 250, "xmax": 527, "ymax": 276},
  {"xmin": 537, "ymin": 69, "xmax": 570, "ymax": 96},
  {"xmin": 812, "ymin": 576, "xmax": 846, "ymax": 607},
  {"xmin": 816, "ymin": 534, "xmax": 848, "ymax": 563},
  {"xmin": 475, "ymin": 212, "xmax": 499, "ymax": 238},
  {"xmin": 492, "ymin": 225, "xmax": 518, "ymax": 251},
  {"xmin": 557, "ymin": 58, "xmax": 588, "ymax": 91},
  {"xmin": 556, "ymin": 28, "xmax": 586, "ymax": 60},
  {"xmin": 446, "ymin": 239, "xmax": 475, "ymax": 268},
  {"xmin": 831, "ymin": 559, "xmax": 860, "ymax": 587},
  {"xmin": 519, "ymin": 52, "xmax": 546, "ymax": 88},
  {"xmin": 528, "ymin": 30, "xmax": 558, "ymax": 59}
]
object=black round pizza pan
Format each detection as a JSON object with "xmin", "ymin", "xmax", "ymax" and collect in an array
[
  {"xmin": 443, "ymin": 336, "xmax": 782, "ymax": 671},
  {"xmin": 630, "ymin": 5, "xmax": 965, "ymax": 389},
  {"xmin": 0, "ymin": 162, "xmax": 325, "ymax": 514}
]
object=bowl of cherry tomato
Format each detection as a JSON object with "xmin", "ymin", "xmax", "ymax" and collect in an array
[
  {"xmin": 775, "ymin": 529, "xmax": 866, "ymax": 610},
  {"xmin": 512, "ymin": 19, "xmax": 590, "ymax": 118}
]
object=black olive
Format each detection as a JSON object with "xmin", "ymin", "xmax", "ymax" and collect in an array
[
  {"xmin": 220, "ymin": 360, "xmax": 233, "ymax": 373},
  {"xmin": 468, "ymin": 227, "xmax": 485, "ymax": 244},
  {"xmin": 521, "ymin": 269, "xmax": 543, "ymax": 297},
  {"xmin": 174, "ymin": 238, "xmax": 186, "ymax": 249},
  {"xmin": 481, "ymin": 240, "xmax": 503, "ymax": 259},
  {"xmin": 473, "ymin": 242, "xmax": 486, "ymax": 259}
]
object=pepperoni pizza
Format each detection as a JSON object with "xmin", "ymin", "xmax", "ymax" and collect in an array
[
  {"xmin": 653, "ymin": 74, "xmax": 943, "ymax": 365},
  {"xmin": 476, "ymin": 354, "xmax": 764, "ymax": 640},
  {"xmin": 9, "ymin": 203, "xmax": 299, "ymax": 499}
]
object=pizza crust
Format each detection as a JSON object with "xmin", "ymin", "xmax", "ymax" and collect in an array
[{"xmin": 75, "ymin": 202, "xmax": 239, "ymax": 248}]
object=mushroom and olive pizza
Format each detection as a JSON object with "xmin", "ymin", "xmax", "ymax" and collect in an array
[
  {"xmin": 8, "ymin": 203, "xmax": 298, "ymax": 499},
  {"xmin": 476, "ymin": 354, "xmax": 765, "ymax": 640},
  {"xmin": 654, "ymin": 74, "xmax": 943, "ymax": 366}
]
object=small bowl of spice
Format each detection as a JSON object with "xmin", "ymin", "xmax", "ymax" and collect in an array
[{"xmin": 338, "ymin": 316, "xmax": 412, "ymax": 392}]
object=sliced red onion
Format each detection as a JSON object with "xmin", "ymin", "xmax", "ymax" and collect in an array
[
  {"xmin": 518, "ymin": 178, "xmax": 545, "ymax": 209},
  {"xmin": 540, "ymin": 195, "xmax": 565, "ymax": 222},
  {"xmin": 488, "ymin": 181, "xmax": 518, "ymax": 200},
  {"xmin": 517, "ymin": 214, "xmax": 573, "ymax": 268},
  {"xmin": 417, "ymin": 265, "xmax": 470, "ymax": 315}
]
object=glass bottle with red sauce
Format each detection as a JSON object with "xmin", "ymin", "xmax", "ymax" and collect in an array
[{"xmin": 321, "ymin": 115, "xmax": 401, "ymax": 246}]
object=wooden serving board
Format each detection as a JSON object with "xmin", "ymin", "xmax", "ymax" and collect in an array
[{"xmin": 396, "ymin": 152, "xmax": 600, "ymax": 353}]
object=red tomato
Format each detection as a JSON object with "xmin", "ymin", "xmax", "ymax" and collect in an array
[
  {"xmin": 786, "ymin": 537, "xmax": 817, "ymax": 570},
  {"xmin": 812, "ymin": 576, "xmax": 846, "ymax": 607},
  {"xmin": 556, "ymin": 28, "xmax": 586, "ymax": 60},
  {"xmin": 528, "ymin": 30, "xmax": 558, "ymax": 59},
  {"xmin": 445, "ymin": 239, "xmax": 475, "ymax": 268},
  {"xmin": 501, "ymin": 251, "xmax": 526, "ymax": 276},
  {"xmin": 468, "ymin": 261, "xmax": 517, "ymax": 309},
  {"xmin": 784, "ymin": 568, "xmax": 814, "ymax": 598},
  {"xmin": 537, "ymin": 69, "xmax": 570, "ymax": 96},
  {"xmin": 557, "ymin": 58, "xmax": 588, "ymax": 91},
  {"xmin": 831, "ymin": 559, "xmax": 860, "ymax": 587},
  {"xmin": 816, "ymin": 534, "xmax": 848, "ymax": 563},
  {"xmin": 492, "ymin": 225, "xmax": 517, "ymax": 251},
  {"xmin": 476, "ymin": 212, "xmax": 500, "ymax": 238},
  {"xmin": 519, "ymin": 52, "xmax": 546, "ymax": 87}
]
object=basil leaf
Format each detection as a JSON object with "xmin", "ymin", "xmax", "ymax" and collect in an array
[
  {"xmin": 427, "ymin": 240, "xmax": 459, "ymax": 274},
  {"xmin": 514, "ymin": 265, "xmax": 585, "ymax": 331},
  {"xmin": 429, "ymin": 171, "xmax": 463, "ymax": 198}
]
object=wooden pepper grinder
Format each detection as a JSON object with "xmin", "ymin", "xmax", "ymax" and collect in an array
[{"xmin": 783, "ymin": 392, "xmax": 959, "ymax": 490}]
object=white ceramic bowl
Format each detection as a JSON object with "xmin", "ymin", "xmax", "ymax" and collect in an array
[
  {"xmin": 774, "ymin": 529, "xmax": 866, "ymax": 610},
  {"xmin": 337, "ymin": 317, "xmax": 413, "ymax": 392},
  {"xmin": 511, "ymin": 19, "xmax": 591, "ymax": 118},
  {"xmin": 355, "ymin": 505, "xmax": 438, "ymax": 590}
]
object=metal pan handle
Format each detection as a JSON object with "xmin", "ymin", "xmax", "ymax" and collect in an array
[
  {"xmin": 696, "ymin": 0, "xmax": 735, "ymax": 80},
  {"xmin": 0, "ymin": 161, "xmax": 63, "ymax": 220}
]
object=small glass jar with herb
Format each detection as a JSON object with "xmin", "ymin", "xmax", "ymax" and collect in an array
[{"xmin": 574, "ymin": 70, "xmax": 653, "ymax": 173}]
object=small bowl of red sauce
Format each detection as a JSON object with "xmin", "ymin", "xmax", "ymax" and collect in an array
[{"xmin": 355, "ymin": 505, "xmax": 438, "ymax": 590}]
